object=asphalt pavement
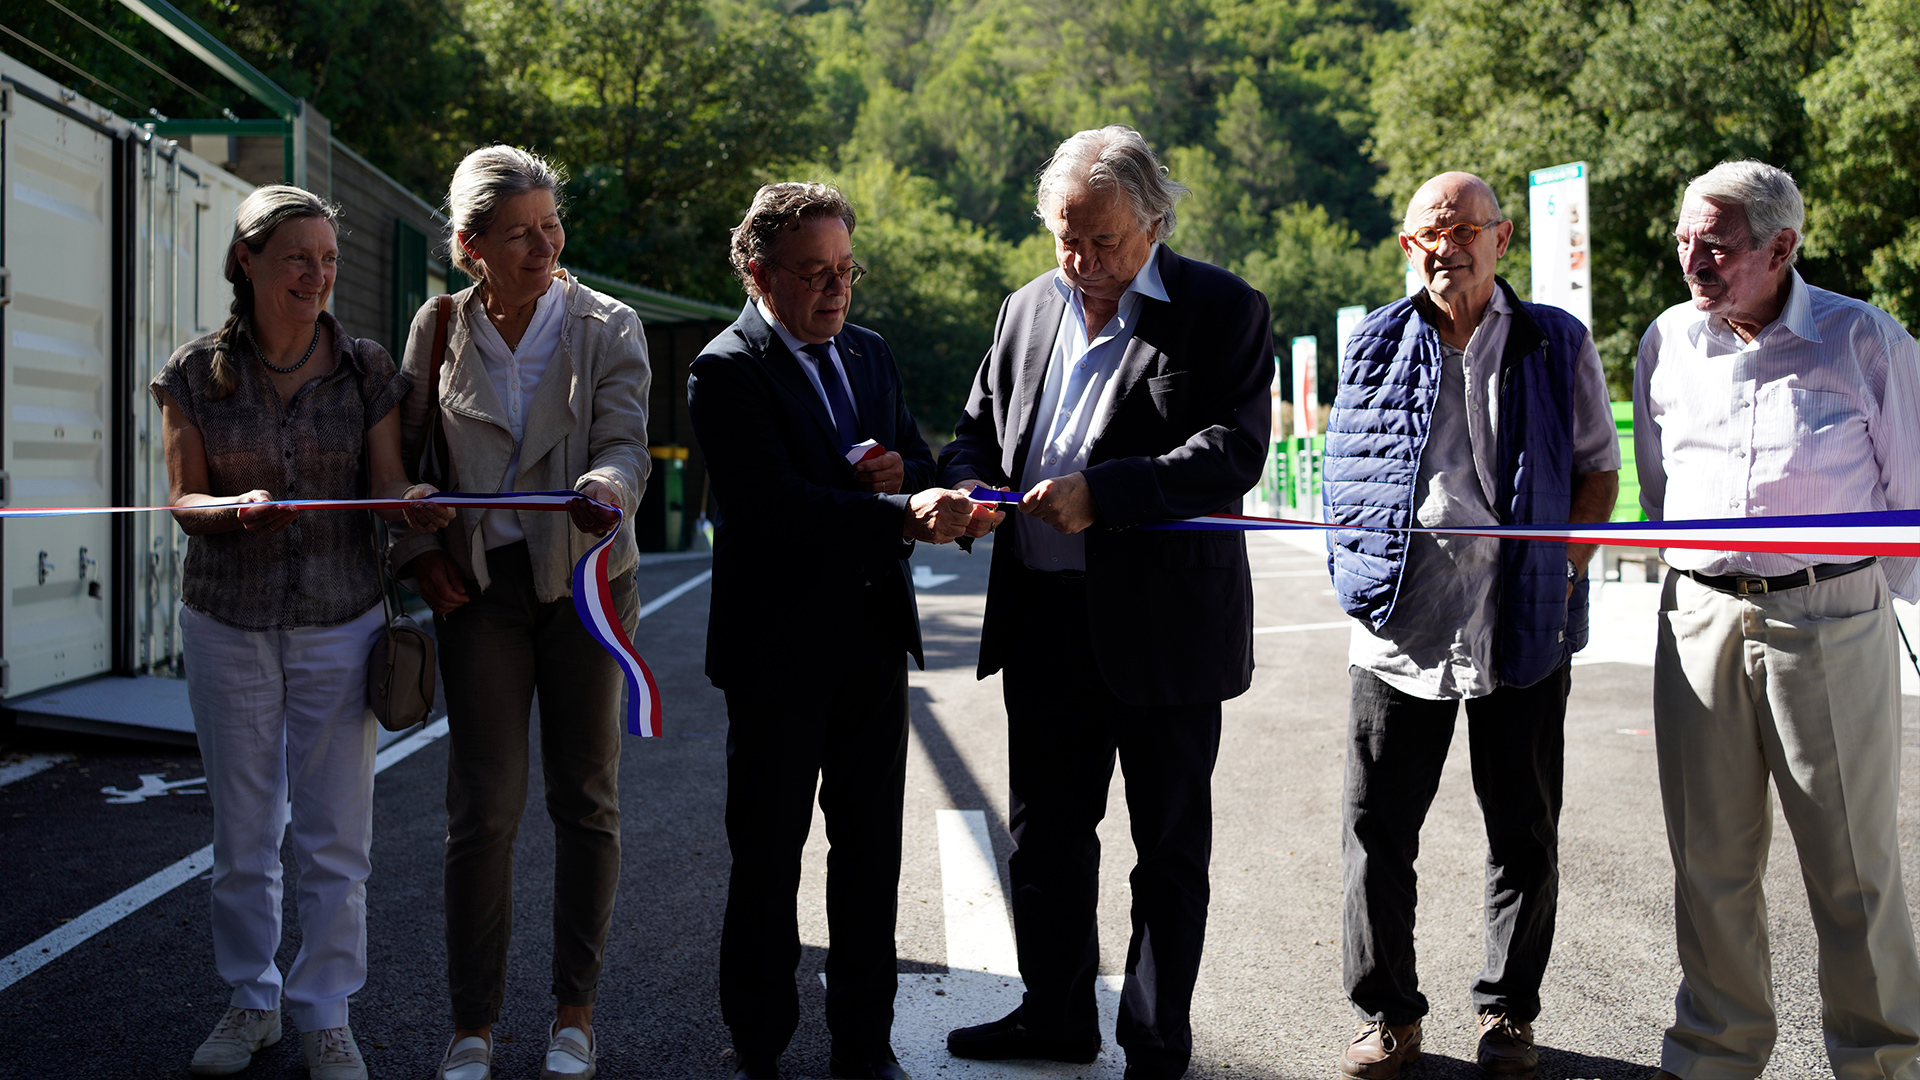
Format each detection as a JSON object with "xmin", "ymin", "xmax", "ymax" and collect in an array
[{"xmin": 0, "ymin": 533, "xmax": 1915, "ymax": 1080}]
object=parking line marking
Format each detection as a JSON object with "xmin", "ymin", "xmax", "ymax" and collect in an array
[
  {"xmin": 637, "ymin": 569, "xmax": 712, "ymax": 620},
  {"xmin": 1252, "ymin": 620, "xmax": 1350, "ymax": 634},
  {"xmin": 937, "ymin": 809, "xmax": 1020, "ymax": 976},
  {"xmin": 0, "ymin": 717, "xmax": 449, "ymax": 994},
  {"xmin": 0, "ymin": 567, "xmax": 713, "ymax": 996},
  {"xmin": 0, "ymin": 753, "xmax": 71, "ymax": 789}
]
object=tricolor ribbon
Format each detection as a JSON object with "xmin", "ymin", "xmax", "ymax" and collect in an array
[
  {"xmin": 965, "ymin": 488, "xmax": 1920, "ymax": 558},
  {"xmin": 0, "ymin": 491, "xmax": 663, "ymax": 737}
]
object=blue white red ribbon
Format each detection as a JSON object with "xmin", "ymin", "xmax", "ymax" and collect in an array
[
  {"xmin": 965, "ymin": 488, "xmax": 1920, "ymax": 558},
  {"xmin": 0, "ymin": 491, "xmax": 663, "ymax": 737}
]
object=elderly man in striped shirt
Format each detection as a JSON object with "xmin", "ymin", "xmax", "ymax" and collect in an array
[{"xmin": 1635, "ymin": 159, "xmax": 1920, "ymax": 1080}]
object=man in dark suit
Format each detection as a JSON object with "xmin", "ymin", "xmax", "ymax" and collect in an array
[
  {"xmin": 688, "ymin": 182, "xmax": 991, "ymax": 1080},
  {"xmin": 937, "ymin": 126, "xmax": 1274, "ymax": 1080}
]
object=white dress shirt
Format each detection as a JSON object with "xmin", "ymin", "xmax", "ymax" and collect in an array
[
  {"xmin": 1635, "ymin": 269, "xmax": 1920, "ymax": 601},
  {"xmin": 1016, "ymin": 245, "xmax": 1168, "ymax": 572},
  {"xmin": 758, "ymin": 298, "xmax": 861, "ymax": 434},
  {"xmin": 470, "ymin": 275, "xmax": 567, "ymax": 550},
  {"xmin": 1350, "ymin": 287, "xmax": 1619, "ymax": 699}
]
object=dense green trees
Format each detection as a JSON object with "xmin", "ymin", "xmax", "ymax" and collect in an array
[
  {"xmin": 9, "ymin": 0, "xmax": 1919, "ymax": 421},
  {"xmin": 1371, "ymin": 0, "xmax": 1863, "ymax": 394}
]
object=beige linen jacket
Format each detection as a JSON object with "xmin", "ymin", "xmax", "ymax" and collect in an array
[{"xmin": 391, "ymin": 270, "xmax": 650, "ymax": 600}]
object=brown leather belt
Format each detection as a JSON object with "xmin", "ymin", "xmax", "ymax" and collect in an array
[{"xmin": 1684, "ymin": 556, "xmax": 1877, "ymax": 596}]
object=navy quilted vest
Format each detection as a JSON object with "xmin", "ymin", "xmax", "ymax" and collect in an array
[{"xmin": 1322, "ymin": 280, "xmax": 1590, "ymax": 689}]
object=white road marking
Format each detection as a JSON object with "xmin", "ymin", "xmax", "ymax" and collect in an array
[
  {"xmin": 914, "ymin": 565, "xmax": 960, "ymax": 589},
  {"xmin": 936, "ymin": 810, "xmax": 1019, "ymax": 976},
  {"xmin": 1253, "ymin": 620, "xmax": 1350, "ymax": 634},
  {"xmin": 0, "ymin": 717, "xmax": 448, "ymax": 994},
  {"xmin": 0, "ymin": 567, "xmax": 714, "ymax": 996},
  {"xmin": 101, "ymin": 773, "xmax": 207, "ymax": 805},
  {"xmin": 889, "ymin": 810, "xmax": 1125, "ymax": 1076},
  {"xmin": 0, "ymin": 753, "xmax": 70, "ymax": 789},
  {"xmin": 637, "ymin": 568, "xmax": 712, "ymax": 619}
]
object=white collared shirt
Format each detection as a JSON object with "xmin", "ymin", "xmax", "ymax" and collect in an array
[
  {"xmin": 1349, "ymin": 286, "xmax": 1618, "ymax": 699},
  {"xmin": 1635, "ymin": 268, "xmax": 1920, "ymax": 600},
  {"xmin": 470, "ymin": 275, "xmax": 567, "ymax": 549},
  {"xmin": 1016, "ymin": 245, "xmax": 1169, "ymax": 572},
  {"xmin": 758, "ymin": 299, "xmax": 860, "ymax": 435}
]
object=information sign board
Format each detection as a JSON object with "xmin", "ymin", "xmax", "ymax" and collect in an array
[{"xmin": 1528, "ymin": 161, "xmax": 1592, "ymax": 328}]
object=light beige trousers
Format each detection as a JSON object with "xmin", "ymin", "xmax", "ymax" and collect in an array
[{"xmin": 1654, "ymin": 565, "xmax": 1920, "ymax": 1080}]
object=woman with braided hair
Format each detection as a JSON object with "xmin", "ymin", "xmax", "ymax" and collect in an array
[{"xmin": 152, "ymin": 184, "xmax": 453, "ymax": 1080}]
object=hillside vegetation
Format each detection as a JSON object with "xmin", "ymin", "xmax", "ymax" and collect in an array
[{"xmin": 14, "ymin": 0, "xmax": 1918, "ymax": 420}]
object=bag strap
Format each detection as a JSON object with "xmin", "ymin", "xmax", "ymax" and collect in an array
[
  {"xmin": 429, "ymin": 292, "xmax": 452, "ymax": 392},
  {"xmin": 412, "ymin": 293, "xmax": 454, "ymax": 485}
]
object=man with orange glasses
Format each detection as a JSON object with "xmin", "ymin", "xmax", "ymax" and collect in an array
[{"xmin": 1321, "ymin": 171, "xmax": 1619, "ymax": 1080}]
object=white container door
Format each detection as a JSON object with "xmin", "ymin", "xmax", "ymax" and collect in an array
[{"xmin": 2, "ymin": 91, "xmax": 116, "ymax": 697}]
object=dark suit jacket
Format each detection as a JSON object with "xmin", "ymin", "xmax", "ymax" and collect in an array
[
  {"xmin": 689, "ymin": 303, "xmax": 937, "ymax": 689},
  {"xmin": 938, "ymin": 245, "xmax": 1274, "ymax": 707}
]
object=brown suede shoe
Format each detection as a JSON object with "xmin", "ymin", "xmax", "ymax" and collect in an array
[
  {"xmin": 1338, "ymin": 1020, "xmax": 1422, "ymax": 1080},
  {"xmin": 1475, "ymin": 1011, "xmax": 1537, "ymax": 1079}
]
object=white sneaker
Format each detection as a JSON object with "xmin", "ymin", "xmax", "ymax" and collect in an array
[
  {"xmin": 540, "ymin": 1023, "xmax": 595, "ymax": 1080},
  {"xmin": 438, "ymin": 1034, "xmax": 492, "ymax": 1080},
  {"xmin": 303, "ymin": 1026, "xmax": 368, "ymax": 1080},
  {"xmin": 190, "ymin": 1006, "xmax": 282, "ymax": 1076}
]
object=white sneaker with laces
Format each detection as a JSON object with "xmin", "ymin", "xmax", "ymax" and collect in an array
[
  {"xmin": 540, "ymin": 1023, "xmax": 596, "ymax": 1080},
  {"xmin": 302, "ymin": 1026, "xmax": 368, "ymax": 1080},
  {"xmin": 190, "ymin": 1006, "xmax": 282, "ymax": 1076},
  {"xmin": 438, "ymin": 1034, "xmax": 492, "ymax": 1080}
]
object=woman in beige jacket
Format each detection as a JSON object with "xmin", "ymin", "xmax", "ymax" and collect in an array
[{"xmin": 392, "ymin": 145, "xmax": 648, "ymax": 1080}]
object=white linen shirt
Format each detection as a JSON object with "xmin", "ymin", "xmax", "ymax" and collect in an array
[
  {"xmin": 1350, "ymin": 287, "xmax": 1619, "ymax": 699},
  {"xmin": 1634, "ymin": 269, "xmax": 1920, "ymax": 601},
  {"xmin": 1016, "ymin": 245, "xmax": 1169, "ymax": 572},
  {"xmin": 758, "ymin": 299, "xmax": 862, "ymax": 435},
  {"xmin": 470, "ymin": 275, "xmax": 567, "ymax": 549}
]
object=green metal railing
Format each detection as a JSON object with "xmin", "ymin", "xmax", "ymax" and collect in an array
[
  {"xmin": 1267, "ymin": 404, "xmax": 1645, "ymax": 520},
  {"xmin": 1266, "ymin": 435, "xmax": 1324, "ymax": 512}
]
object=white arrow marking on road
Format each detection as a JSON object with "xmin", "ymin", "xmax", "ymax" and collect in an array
[
  {"xmin": 101, "ymin": 773, "xmax": 207, "ymax": 805},
  {"xmin": 914, "ymin": 565, "xmax": 960, "ymax": 589},
  {"xmin": 0, "ymin": 565, "xmax": 716, "ymax": 997}
]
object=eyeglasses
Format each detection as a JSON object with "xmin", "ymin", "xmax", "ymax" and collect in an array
[
  {"xmin": 773, "ymin": 260, "xmax": 868, "ymax": 292},
  {"xmin": 1407, "ymin": 220, "xmax": 1503, "ymax": 252}
]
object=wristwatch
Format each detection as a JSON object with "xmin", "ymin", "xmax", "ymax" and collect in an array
[{"xmin": 1566, "ymin": 558, "xmax": 1580, "ymax": 583}]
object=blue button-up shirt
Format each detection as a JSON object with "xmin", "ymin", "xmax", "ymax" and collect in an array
[{"xmin": 1016, "ymin": 246, "xmax": 1168, "ymax": 571}]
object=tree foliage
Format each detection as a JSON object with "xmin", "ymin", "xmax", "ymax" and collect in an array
[
  {"xmin": 12, "ymin": 0, "xmax": 1920, "ymax": 421},
  {"xmin": 1370, "ymin": 0, "xmax": 1866, "ymax": 393}
]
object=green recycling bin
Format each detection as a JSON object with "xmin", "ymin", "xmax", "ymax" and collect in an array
[{"xmin": 639, "ymin": 445, "xmax": 688, "ymax": 552}]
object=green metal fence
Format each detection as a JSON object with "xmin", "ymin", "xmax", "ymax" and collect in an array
[{"xmin": 1266, "ymin": 405, "xmax": 1645, "ymax": 521}]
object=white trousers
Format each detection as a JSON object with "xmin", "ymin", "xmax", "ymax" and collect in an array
[
  {"xmin": 182, "ymin": 603, "xmax": 384, "ymax": 1031},
  {"xmin": 1654, "ymin": 566, "xmax": 1920, "ymax": 1080}
]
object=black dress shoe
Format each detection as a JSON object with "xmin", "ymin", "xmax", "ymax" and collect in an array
[
  {"xmin": 946, "ymin": 1008, "xmax": 1101, "ymax": 1063},
  {"xmin": 827, "ymin": 1045, "xmax": 910, "ymax": 1079}
]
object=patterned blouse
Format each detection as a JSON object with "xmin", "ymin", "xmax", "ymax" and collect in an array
[{"xmin": 150, "ymin": 311, "xmax": 409, "ymax": 631}]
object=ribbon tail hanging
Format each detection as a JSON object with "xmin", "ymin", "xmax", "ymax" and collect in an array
[{"xmin": 570, "ymin": 510, "xmax": 663, "ymax": 737}]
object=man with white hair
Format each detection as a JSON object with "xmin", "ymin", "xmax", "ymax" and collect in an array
[
  {"xmin": 937, "ymin": 124, "xmax": 1273, "ymax": 1080},
  {"xmin": 1322, "ymin": 170, "xmax": 1619, "ymax": 1080},
  {"xmin": 1636, "ymin": 159, "xmax": 1920, "ymax": 1080}
]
